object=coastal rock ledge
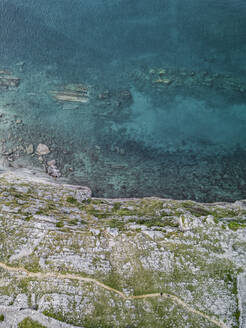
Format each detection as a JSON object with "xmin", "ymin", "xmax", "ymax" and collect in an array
[{"xmin": 0, "ymin": 169, "xmax": 245, "ymax": 328}]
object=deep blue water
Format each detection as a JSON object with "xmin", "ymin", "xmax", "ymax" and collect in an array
[{"xmin": 1, "ymin": 0, "xmax": 246, "ymax": 201}]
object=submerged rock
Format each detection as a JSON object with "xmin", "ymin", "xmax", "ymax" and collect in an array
[
  {"xmin": 62, "ymin": 103, "xmax": 79, "ymax": 110},
  {"xmin": 26, "ymin": 144, "xmax": 34, "ymax": 155},
  {"xmin": 50, "ymin": 83, "xmax": 89, "ymax": 103},
  {"xmin": 0, "ymin": 70, "xmax": 20, "ymax": 88},
  {"xmin": 47, "ymin": 159, "xmax": 56, "ymax": 166},
  {"xmin": 36, "ymin": 144, "xmax": 50, "ymax": 156},
  {"xmin": 117, "ymin": 89, "xmax": 133, "ymax": 104}
]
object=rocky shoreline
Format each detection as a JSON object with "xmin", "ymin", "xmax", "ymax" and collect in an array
[{"xmin": 0, "ymin": 169, "xmax": 245, "ymax": 327}]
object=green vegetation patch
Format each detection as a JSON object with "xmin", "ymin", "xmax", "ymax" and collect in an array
[
  {"xmin": 108, "ymin": 219, "xmax": 125, "ymax": 230},
  {"xmin": 112, "ymin": 202, "xmax": 121, "ymax": 211},
  {"xmin": 43, "ymin": 310, "xmax": 64, "ymax": 322},
  {"xmin": 180, "ymin": 201, "xmax": 210, "ymax": 217},
  {"xmin": 85, "ymin": 203, "xmax": 111, "ymax": 219},
  {"xmin": 7, "ymin": 187, "xmax": 34, "ymax": 201},
  {"xmin": 43, "ymin": 309, "xmax": 80, "ymax": 327},
  {"xmin": 0, "ymin": 314, "xmax": 4, "ymax": 321},
  {"xmin": 68, "ymin": 219, "xmax": 78, "ymax": 225},
  {"xmin": 18, "ymin": 317, "xmax": 46, "ymax": 328},
  {"xmin": 110, "ymin": 199, "xmax": 166, "ymax": 218},
  {"xmin": 18, "ymin": 278, "xmax": 31, "ymax": 293},
  {"xmin": 228, "ymin": 221, "xmax": 246, "ymax": 231},
  {"xmin": 113, "ymin": 208, "xmax": 138, "ymax": 216},
  {"xmin": 66, "ymin": 196, "xmax": 79, "ymax": 205},
  {"xmin": 87, "ymin": 210, "xmax": 109, "ymax": 219},
  {"xmin": 56, "ymin": 221, "xmax": 64, "ymax": 228},
  {"xmin": 179, "ymin": 201, "xmax": 242, "ymax": 220},
  {"xmin": 228, "ymin": 274, "xmax": 241, "ymax": 328},
  {"xmin": 24, "ymin": 257, "xmax": 41, "ymax": 273},
  {"xmin": 210, "ymin": 208, "xmax": 239, "ymax": 219},
  {"xmin": 35, "ymin": 209, "xmax": 48, "ymax": 215}
]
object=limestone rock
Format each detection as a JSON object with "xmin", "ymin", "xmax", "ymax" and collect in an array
[{"xmin": 0, "ymin": 170, "xmax": 245, "ymax": 328}]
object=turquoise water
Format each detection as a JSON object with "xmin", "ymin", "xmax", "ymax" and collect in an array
[{"xmin": 1, "ymin": 0, "xmax": 246, "ymax": 201}]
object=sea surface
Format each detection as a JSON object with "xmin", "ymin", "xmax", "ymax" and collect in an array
[{"xmin": 1, "ymin": 0, "xmax": 246, "ymax": 201}]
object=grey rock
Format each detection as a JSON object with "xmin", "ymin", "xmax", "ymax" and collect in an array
[{"xmin": 47, "ymin": 164, "xmax": 61, "ymax": 178}]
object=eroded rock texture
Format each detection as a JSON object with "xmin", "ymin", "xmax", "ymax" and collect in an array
[{"xmin": 0, "ymin": 170, "xmax": 245, "ymax": 328}]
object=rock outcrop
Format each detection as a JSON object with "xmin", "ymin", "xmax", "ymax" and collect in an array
[{"xmin": 0, "ymin": 169, "xmax": 245, "ymax": 328}]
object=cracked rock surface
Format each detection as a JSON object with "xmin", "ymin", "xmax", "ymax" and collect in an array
[{"xmin": 0, "ymin": 169, "xmax": 245, "ymax": 328}]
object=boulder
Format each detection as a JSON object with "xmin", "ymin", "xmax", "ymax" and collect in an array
[
  {"xmin": 47, "ymin": 164, "xmax": 61, "ymax": 178},
  {"xmin": 36, "ymin": 144, "xmax": 50, "ymax": 156}
]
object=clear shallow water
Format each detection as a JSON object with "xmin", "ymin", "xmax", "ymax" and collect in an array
[{"xmin": 1, "ymin": 0, "xmax": 246, "ymax": 201}]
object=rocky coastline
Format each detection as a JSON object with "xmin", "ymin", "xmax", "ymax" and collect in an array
[{"xmin": 0, "ymin": 168, "xmax": 245, "ymax": 327}]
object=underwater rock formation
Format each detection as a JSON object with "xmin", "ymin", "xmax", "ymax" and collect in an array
[
  {"xmin": 36, "ymin": 144, "xmax": 50, "ymax": 156},
  {"xmin": 50, "ymin": 84, "xmax": 90, "ymax": 104},
  {"xmin": 0, "ymin": 70, "xmax": 20, "ymax": 88},
  {"xmin": 133, "ymin": 67, "xmax": 246, "ymax": 96}
]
